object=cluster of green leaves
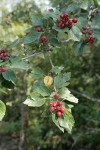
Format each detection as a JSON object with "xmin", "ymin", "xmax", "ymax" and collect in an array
[{"xmin": 23, "ymin": 66, "xmax": 78, "ymax": 133}]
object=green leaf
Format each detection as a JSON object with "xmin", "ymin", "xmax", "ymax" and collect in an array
[
  {"xmin": 63, "ymin": 3, "xmax": 80, "ymax": 13},
  {"xmin": 23, "ymin": 98, "xmax": 45, "ymax": 107},
  {"xmin": 2, "ymin": 69, "xmax": 16, "ymax": 85},
  {"xmin": 32, "ymin": 14, "xmax": 43, "ymax": 26},
  {"xmin": 9, "ymin": 56, "xmax": 29, "ymax": 70},
  {"xmin": 23, "ymin": 31, "xmax": 42, "ymax": 44},
  {"xmin": 80, "ymin": 0, "xmax": 89, "ymax": 10},
  {"xmin": 93, "ymin": 30, "xmax": 100, "ymax": 40},
  {"xmin": 52, "ymin": 113, "xmax": 64, "ymax": 132},
  {"xmin": 73, "ymin": 41, "xmax": 84, "ymax": 54},
  {"xmin": 93, "ymin": 0, "xmax": 98, "ymax": 7},
  {"xmin": 44, "ymin": 10, "xmax": 60, "ymax": 19},
  {"xmin": 69, "ymin": 26, "xmax": 82, "ymax": 42},
  {"xmin": 33, "ymin": 81, "xmax": 51, "ymax": 97},
  {"xmin": 31, "ymin": 67, "xmax": 44, "ymax": 80},
  {"xmin": 49, "ymin": 38, "xmax": 61, "ymax": 47},
  {"xmin": 59, "ymin": 88, "xmax": 79, "ymax": 103},
  {"xmin": 91, "ymin": 13, "xmax": 100, "ymax": 29},
  {"xmin": 0, "ymin": 100, "xmax": 6, "ymax": 121},
  {"xmin": 54, "ymin": 73, "xmax": 71, "ymax": 89},
  {"xmin": 50, "ymin": 66, "xmax": 64, "ymax": 74},
  {"xmin": 9, "ymin": 39, "xmax": 20, "ymax": 49},
  {"xmin": 59, "ymin": 109, "xmax": 75, "ymax": 134}
]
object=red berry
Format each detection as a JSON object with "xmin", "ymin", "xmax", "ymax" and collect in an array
[
  {"xmin": 35, "ymin": 26, "xmax": 42, "ymax": 32},
  {"xmin": 60, "ymin": 108, "xmax": 65, "ymax": 113},
  {"xmin": 56, "ymin": 111, "xmax": 62, "ymax": 117},
  {"xmin": 3, "ymin": 53, "xmax": 8, "ymax": 57},
  {"xmin": 72, "ymin": 18, "xmax": 78, "ymax": 23},
  {"xmin": 68, "ymin": 19, "xmax": 72, "ymax": 24},
  {"xmin": 84, "ymin": 37, "xmax": 90, "ymax": 43},
  {"xmin": 57, "ymin": 19, "xmax": 61, "ymax": 23},
  {"xmin": 82, "ymin": 26, "xmax": 87, "ymax": 30},
  {"xmin": 39, "ymin": 36, "xmax": 48, "ymax": 43},
  {"xmin": 49, "ymin": 102, "xmax": 53, "ymax": 106},
  {"xmin": 56, "ymin": 106, "xmax": 61, "ymax": 111},
  {"xmin": 54, "ymin": 93, "xmax": 60, "ymax": 99},
  {"xmin": 50, "ymin": 106, "xmax": 55, "ymax": 112},
  {"xmin": 0, "ymin": 68, "xmax": 2, "ymax": 73},
  {"xmin": 57, "ymin": 101, "xmax": 62, "ymax": 106},
  {"xmin": 89, "ymin": 36, "xmax": 95, "ymax": 44},
  {"xmin": 53, "ymin": 102, "xmax": 57, "ymax": 107},
  {"xmin": 82, "ymin": 30, "xmax": 87, "ymax": 34},
  {"xmin": 1, "ymin": 50, "xmax": 5, "ymax": 53},
  {"xmin": 2, "ymin": 68, "xmax": 6, "ymax": 72},
  {"xmin": 88, "ymin": 30, "xmax": 92, "ymax": 35}
]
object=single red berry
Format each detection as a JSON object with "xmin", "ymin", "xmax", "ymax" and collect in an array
[
  {"xmin": 56, "ymin": 106, "xmax": 61, "ymax": 111},
  {"xmin": 35, "ymin": 27, "xmax": 42, "ymax": 32},
  {"xmin": 84, "ymin": 37, "xmax": 90, "ymax": 43},
  {"xmin": 82, "ymin": 26, "xmax": 87, "ymax": 30},
  {"xmin": 56, "ymin": 111, "xmax": 62, "ymax": 117},
  {"xmin": 50, "ymin": 106, "xmax": 55, "ymax": 112},
  {"xmin": 89, "ymin": 36, "xmax": 95, "ymax": 44},
  {"xmin": 60, "ymin": 23, "xmax": 65, "ymax": 28},
  {"xmin": 2, "ymin": 68, "xmax": 6, "ymax": 72},
  {"xmin": 53, "ymin": 102, "xmax": 57, "ymax": 107},
  {"xmin": 39, "ymin": 36, "xmax": 48, "ymax": 43},
  {"xmin": 1, "ymin": 56, "xmax": 5, "ymax": 61},
  {"xmin": 72, "ymin": 18, "xmax": 78, "ymax": 23},
  {"xmin": 0, "ymin": 68, "xmax": 2, "ymax": 73},
  {"xmin": 3, "ymin": 53, "xmax": 8, "ymax": 57},
  {"xmin": 68, "ymin": 19, "xmax": 72, "ymax": 24},
  {"xmin": 57, "ymin": 19, "xmax": 61, "ymax": 23},
  {"xmin": 54, "ymin": 93, "xmax": 60, "ymax": 99},
  {"xmin": 1, "ymin": 50, "xmax": 5, "ymax": 53},
  {"xmin": 88, "ymin": 30, "xmax": 92, "ymax": 35},
  {"xmin": 57, "ymin": 101, "xmax": 62, "ymax": 106},
  {"xmin": 82, "ymin": 30, "xmax": 87, "ymax": 34},
  {"xmin": 60, "ymin": 108, "xmax": 65, "ymax": 113},
  {"xmin": 49, "ymin": 102, "xmax": 53, "ymax": 106}
]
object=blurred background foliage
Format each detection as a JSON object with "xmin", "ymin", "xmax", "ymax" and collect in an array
[{"xmin": 0, "ymin": 0, "xmax": 100, "ymax": 150}]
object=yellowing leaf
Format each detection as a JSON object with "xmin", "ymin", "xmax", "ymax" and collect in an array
[{"xmin": 44, "ymin": 76, "xmax": 53, "ymax": 87}]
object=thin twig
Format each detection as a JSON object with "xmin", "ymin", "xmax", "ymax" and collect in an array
[
  {"xmin": 22, "ymin": 46, "xmax": 53, "ymax": 60},
  {"xmin": 70, "ymin": 89, "xmax": 100, "ymax": 103},
  {"xmin": 22, "ymin": 51, "xmax": 45, "ymax": 60}
]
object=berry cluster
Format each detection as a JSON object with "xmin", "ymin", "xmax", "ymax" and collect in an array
[
  {"xmin": 0, "ymin": 49, "xmax": 8, "ymax": 61},
  {"xmin": 56, "ymin": 13, "xmax": 78, "ymax": 29},
  {"xmin": 81, "ymin": 26, "xmax": 95, "ymax": 44},
  {"xmin": 49, "ymin": 93, "xmax": 65, "ymax": 118},
  {"xmin": 0, "ymin": 68, "xmax": 6, "ymax": 73},
  {"xmin": 34, "ymin": 26, "xmax": 42, "ymax": 32},
  {"xmin": 39, "ymin": 35, "xmax": 48, "ymax": 43}
]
